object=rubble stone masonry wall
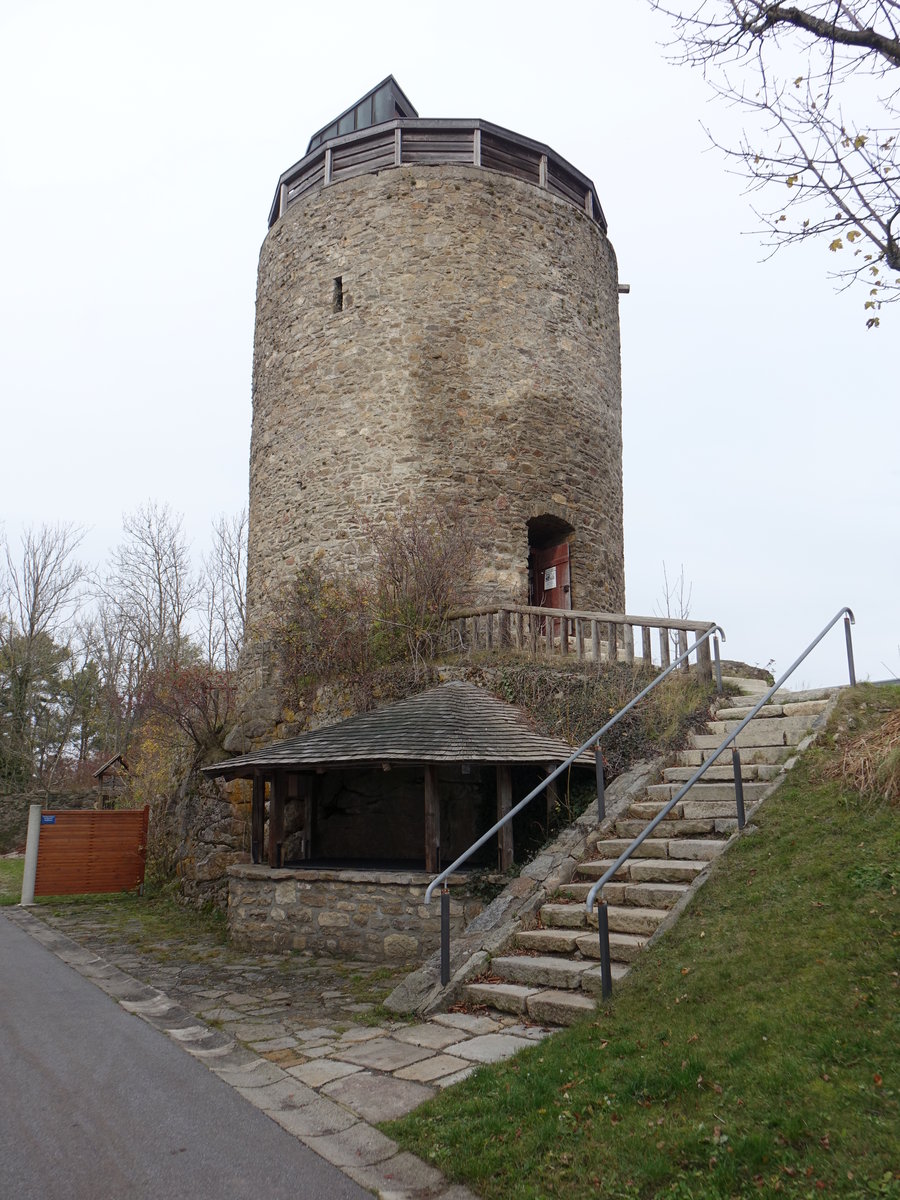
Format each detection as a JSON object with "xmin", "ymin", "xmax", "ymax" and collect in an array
[
  {"xmin": 228, "ymin": 864, "xmax": 483, "ymax": 962},
  {"xmin": 246, "ymin": 163, "xmax": 625, "ymax": 649}
]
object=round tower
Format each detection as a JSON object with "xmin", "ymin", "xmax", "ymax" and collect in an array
[{"xmin": 246, "ymin": 77, "xmax": 624, "ymax": 646}]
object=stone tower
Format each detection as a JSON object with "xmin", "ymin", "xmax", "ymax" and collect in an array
[{"xmin": 246, "ymin": 77, "xmax": 625, "ymax": 648}]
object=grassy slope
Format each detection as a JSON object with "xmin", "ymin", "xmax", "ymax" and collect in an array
[{"xmin": 386, "ymin": 686, "xmax": 900, "ymax": 1199}]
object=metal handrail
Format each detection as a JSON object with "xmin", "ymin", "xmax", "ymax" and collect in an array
[
  {"xmin": 584, "ymin": 606, "xmax": 856, "ymax": 1000},
  {"xmin": 424, "ymin": 621, "xmax": 726, "ymax": 985}
]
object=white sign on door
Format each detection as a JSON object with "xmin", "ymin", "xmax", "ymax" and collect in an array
[{"xmin": 543, "ymin": 566, "xmax": 557, "ymax": 590}]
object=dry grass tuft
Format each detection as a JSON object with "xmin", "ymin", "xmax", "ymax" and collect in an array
[{"xmin": 828, "ymin": 708, "xmax": 900, "ymax": 806}]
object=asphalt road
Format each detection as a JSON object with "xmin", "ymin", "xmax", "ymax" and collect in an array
[{"xmin": 0, "ymin": 913, "xmax": 370, "ymax": 1200}]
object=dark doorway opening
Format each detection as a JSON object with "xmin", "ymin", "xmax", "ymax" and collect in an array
[{"xmin": 528, "ymin": 515, "xmax": 574, "ymax": 610}]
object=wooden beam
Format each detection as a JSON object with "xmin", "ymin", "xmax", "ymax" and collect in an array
[
  {"xmin": 268, "ymin": 773, "xmax": 286, "ymax": 868},
  {"xmin": 251, "ymin": 773, "xmax": 265, "ymax": 864},
  {"xmin": 497, "ymin": 764, "xmax": 513, "ymax": 871},
  {"xmin": 424, "ymin": 764, "xmax": 440, "ymax": 874}
]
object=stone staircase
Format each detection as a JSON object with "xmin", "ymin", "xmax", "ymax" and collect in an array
[{"xmin": 463, "ymin": 678, "xmax": 833, "ymax": 1026}]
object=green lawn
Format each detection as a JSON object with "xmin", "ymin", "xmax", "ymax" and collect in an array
[
  {"xmin": 0, "ymin": 856, "xmax": 24, "ymax": 905},
  {"xmin": 386, "ymin": 685, "xmax": 900, "ymax": 1199}
]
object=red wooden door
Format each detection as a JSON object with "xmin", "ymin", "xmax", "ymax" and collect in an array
[{"xmin": 530, "ymin": 542, "xmax": 571, "ymax": 609}]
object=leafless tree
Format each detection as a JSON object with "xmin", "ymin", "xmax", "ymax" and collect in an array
[
  {"xmin": 202, "ymin": 509, "xmax": 247, "ymax": 673},
  {"xmin": 650, "ymin": 2, "xmax": 900, "ymax": 323},
  {"xmin": 104, "ymin": 502, "xmax": 200, "ymax": 680},
  {"xmin": 0, "ymin": 523, "xmax": 87, "ymax": 788}
]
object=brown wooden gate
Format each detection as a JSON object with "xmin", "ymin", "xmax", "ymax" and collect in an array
[
  {"xmin": 529, "ymin": 541, "xmax": 571, "ymax": 610},
  {"xmin": 33, "ymin": 807, "xmax": 149, "ymax": 897}
]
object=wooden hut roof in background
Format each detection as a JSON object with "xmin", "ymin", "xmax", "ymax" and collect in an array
[
  {"xmin": 93, "ymin": 753, "xmax": 128, "ymax": 779},
  {"xmin": 204, "ymin": 681, "xmax": 595, "ymax": 779}
]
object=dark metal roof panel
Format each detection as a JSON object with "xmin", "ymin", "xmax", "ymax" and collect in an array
[{"xmin": 205, "ymin": 681, "xmax": 595, "ymax": 777}]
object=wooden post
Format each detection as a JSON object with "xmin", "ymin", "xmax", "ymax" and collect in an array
[
  {"xmin": 268, "ymin": 773, "xmax": 286, "ymax": 868},
  {"xmin": 424, "ymin": 763, "xmax": 440, "ymax": 874},
  {"xmin": 697, "ymin": 633, "xmax": 713, "ymax": 683},
  {"xmin": 297, "ymin": 774, "xmax": 313, "ymax": 860},
  {"xmin": 516, "ymin": 610, "xmax": 524, "ymax": 650},
  {"xmin": 496, "ymin": 764, "xmax": 513, "ymax": 871},
  {"xmin": 624, "ymin": 623, "xmax": 635, "ymax": 665},
  {"xmin": 559, "ymin": 615, "xmax": 569, "ymax": 656},
  {"xmin": 486, "ymin": 611, "xmax": 494, "ymax": 650},
  {"xmin": 607, "ymin": 621, "xmax": 618, "ymax": 663},
  {"xmin": 251, "ymin": 772, "xmax": 265, "ymax": 864},
  {"xmin": 641, "ymin": 625, "xmax": 653, "ymax": 666},
  {"xmin": 591, "ymin": 619, "xmax": 600, "ymax": 662},
  {"xmin": 678, "ymin": 629, "xmax": 689, "ymax": 672},
  {"xmin": 575, "ymin": 617, "xmax": 584, "ymax": 661},
  {"xmin": 659, "ymin": 627, "xmax": 671, "ymax": 669}
]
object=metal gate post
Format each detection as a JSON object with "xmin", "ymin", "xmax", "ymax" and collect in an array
[
  {"xmin": 440, "ymin": 884, "xmax": 450, "ymax": 986},
  {"xmin": 732, "ymin": 746, "xmax": 746, "ymax": 830},
  {"xmin": 844, "ymin": 616, "xmax": 857, "ymax": 687},
  {"xmin": 596, "ymin": 898, "xmax": 613, "ymax": 1000},
  {"xmin": 595, "ymin": 749, "xmax": 605, "ymax": 822}
]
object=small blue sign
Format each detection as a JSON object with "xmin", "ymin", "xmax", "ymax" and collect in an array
[{"xmin": 40, "ymin": 814, "xmax": 56, "ymax": 825}]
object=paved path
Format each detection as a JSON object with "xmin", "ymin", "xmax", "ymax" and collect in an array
[
  {"xmin": 0, "ymin": 911, "xmax": 368, "ymax": 1200},
  {"xmin": 4, "ymin": 907, "xmax": 549, "ymax": 1197}
]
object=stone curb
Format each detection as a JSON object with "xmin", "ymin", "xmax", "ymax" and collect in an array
[{"xmin": 4, "ymin": 906, "xmax": 479, "ymax": 1200}]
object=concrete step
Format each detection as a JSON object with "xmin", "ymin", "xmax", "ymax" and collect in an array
[
  {"xmin": 515, "ymin": 928, "xmax": 580, "ymax": 953},
  {"xmin": 560, "ymin": 880, "xmax": 689, "ymax": 909},
  {"xmin": 615, "ymin": 817, "xmax": 717, "ymax": 838},
  {"xmin": 576, "ymin": 930, "xmax": 646, "ymax": 963},
  {"xmin": 681, "ymin": 799, "xmax": 744, "ymax": 820},
  {"xmin": 539, "ymin": 902, "xmax": 591, "ymax": 930},
  {"xmin": 579, "ymin": 857, "xmax": 707, "ymax": 884},
  {"xmin": 628, "ymin": 800, "xmax": 686, "ymax": 819},
  {"xmin": 666, "ymin": 838, "xmax": 729, "ymax": 861},
  {"xmin": 607, "ymin": 904, "xmax": 669, "ymax": 935},
  {"xmin": 581, "ymin": 963, "xmax": 630, "ymax": 996},
  {"xmin": 706, "ymin": 716, "xmax": 817, "ymax": 742},
  {"xmin": 690, "ymin": 728, "xmax": 787, "ymax": 750},
  {"xmin": 646, "ymin": 781, "xmax": 769, "ymax": 804},
  {"xmin": 677, "ymin": 746, "xmax": 791, "ymax": 767},
  {"xmin": 490, "ymin": 955, "xmax": 591, "ymax": 990},
  {"xmin": 526, "ymin": 989, "xmax": 596, "ymax": 1026},
  {"xmin": 464, "ymin": 981, "xmax": 537, "ymax": 1014},
  {"xmin": 715, "ymin": 699, "xmax": 827, "ymax": 721},
  {"xmin": 594, "ymin": 837, "xmax": 671, "ymax": 859},
  {"xmin": 662, "ymin": 763, "xmax": 778, "ymax": 783}
]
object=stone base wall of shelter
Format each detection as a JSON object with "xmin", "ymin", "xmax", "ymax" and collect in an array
[{"xmin": 227, "ymin": 864, "xmax": 483, "ymax": 962}]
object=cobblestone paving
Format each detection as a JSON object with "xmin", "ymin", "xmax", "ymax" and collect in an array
[{"xmin": 16, "ymin": 907, "xmax": 553, "ymax": 1197}]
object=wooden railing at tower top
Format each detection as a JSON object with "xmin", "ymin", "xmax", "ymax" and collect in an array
[
  {"xmin": 268, "ymin": 118, "xmax": 606, "ymax": 231},
  {"xmin": 445, "ymin": 604, "xmax": 718, "ymax": 681}
]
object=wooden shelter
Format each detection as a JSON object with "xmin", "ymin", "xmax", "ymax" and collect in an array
[
  {"xmin": 93, "ymin": 754, "xmax": 129, "ymax": 810},
  {"xmin": 205, "ymin": 681, "xmax": 594, "ymax": 874}
]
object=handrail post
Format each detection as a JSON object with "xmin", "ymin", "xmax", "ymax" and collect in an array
[
  {"xmin": 440, "ymin": 884, "xmax": 450, "ymax": 986},
  {"xmin": 844, "ymin": 616, "xmax": 857, "ymax": 687},
  {"xmin": 732, "ymin": 746, "xmax": 746, "ymax": 830},
  {"xmin": 595, "ymin": 748, "xmax": 605, "ymax": 822},
  {"xmin": 596, "ymin": 897, "xmax": 612, "ymax": 1000},
  {"xmin": 713, "ymin": 633, "xmax": 723, "ymax": 695}
]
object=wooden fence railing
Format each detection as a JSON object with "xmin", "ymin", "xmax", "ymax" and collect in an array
[{"xmin": 445, "ymin": 604, "xmax": 717, "ymax": 680}]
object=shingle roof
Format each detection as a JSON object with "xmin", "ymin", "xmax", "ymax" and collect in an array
[{"xmin": 204, "ymin": 680, "xmax": 595, "ymax": 778}]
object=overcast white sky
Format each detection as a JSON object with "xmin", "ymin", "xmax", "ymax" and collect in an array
[{"xmin": 1, "ymin": 0, "xmax": 896, "ymax": 687}]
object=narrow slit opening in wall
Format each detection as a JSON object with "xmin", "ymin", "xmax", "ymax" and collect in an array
[{"xmin": 332, "ymin": 276, "xmax": 343, "ymax": 312}]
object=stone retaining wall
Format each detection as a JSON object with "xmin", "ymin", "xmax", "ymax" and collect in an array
[{"xmin": 227, "ymin": 865, "xmax": 483, "ymax": 962}]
